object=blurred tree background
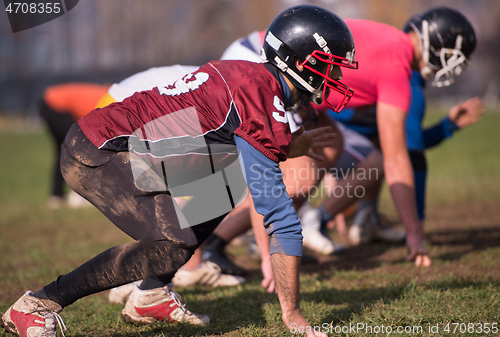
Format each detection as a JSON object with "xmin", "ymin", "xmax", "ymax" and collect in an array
[{"xmin": 0, "ymin": 0, "xmax": 499, "ymax": 121}]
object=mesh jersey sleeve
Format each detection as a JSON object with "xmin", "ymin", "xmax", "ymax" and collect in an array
[
  {"xmin": 234, "ymin": 135, "xmax": 302, "ymax": 257},
  {"xmin": 423, "ymin": 117, "xmax": 459, "ymax": 148}
]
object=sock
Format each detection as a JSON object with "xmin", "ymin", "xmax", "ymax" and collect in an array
[
  {"xmin": 297, "ymin": 202, "xmax": 314, "ymax": 219},
  {"xmin": 204, "ymin": 234, "xmax": 227, "ymax": 253},
  {"xmin": 353, "ymin": 200, "xmax": 377, "ymax": 226},
  {"xmin": 317, "ymin": 206, "xmax": 333, "ymax": 234},
  {"xmin": 357, "ymin": 200, "xmax": 377, "ymax": 212},
  {"xmin": 179, "ymin": 263, "xmax": 202, "ymax": 271},
  {"xmin": 41, "ymin": 277, "xmax": 69, "ymax": 307},
  {"xmin": 32, "ymin": 288, "xmax": 51, "ymax": 301},
  {"xmin": 139, "ymin": 276, "xmax": 173, "ymax": 290}
]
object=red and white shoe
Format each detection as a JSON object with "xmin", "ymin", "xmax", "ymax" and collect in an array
[
  {"xmin": 121, "ymin": 283, "xmax": 209, "ymax": 325},
  {"xmin": 1, "ymin": 291, "xmax": 66, "ymax": 337}
]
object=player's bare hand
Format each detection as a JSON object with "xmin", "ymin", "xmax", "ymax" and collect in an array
[
  {"xmin": 284, "ymin": 309, "xmax": 328, "ymax": 337},
  {"xmin": 260, "ymin": 257, "xmax": 276, "ymax": 293},
  {"xmin": 405, "ymin": 228, "xmax": 431, "ymax": 267},
  {"xmin": 288, "ymin": 125, "xmax": 335, "ymax": 160},
  {"xmin": 448, "ymin": 97, "xmax": 484, "ymax": 128},
  {"xmin": 414, "ymin": 254, "xmax": 432, "ymax": 267},
  {"xmin": 406, "ymin": 249, "xmax": 432, "ymax": 267}
]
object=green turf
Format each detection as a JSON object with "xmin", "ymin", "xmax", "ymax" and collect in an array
[
  {"xmin": 378, "ymin": 109, "xmax": 500, "ymax": 215},
  {"xmin": 1, "ymin": 111, "xmax": 499, "ymax": 336}
]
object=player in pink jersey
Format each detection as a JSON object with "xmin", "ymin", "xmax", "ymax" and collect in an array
[
  {"xmin": 207, "ymin": 8, "xmax": 477, "ymax": 292},
  {"xmin": 312, "ymin": 7, "xmax": 477, "ymax": 267},
  {"xmin": 1, "ymin": 5, "xmax": 357, "ymax": 337}
]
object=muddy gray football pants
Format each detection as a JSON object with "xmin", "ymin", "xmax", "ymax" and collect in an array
[{"xmin": 43, "ymin": 123, "xmax": 225, "ymax": 307}]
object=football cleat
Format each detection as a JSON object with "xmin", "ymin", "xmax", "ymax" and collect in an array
[
  {"xmin": 172, "ymin": 261, "xmax": 245, "ymax": 288},
  {"xmin": 349, "ymin": 207, "xmax": 406, "ymax": 246},
  {"xmin": 300, "ymin": 208, "xmax": 346, "ymax": 255},
  {"xmin": 1, "ymin": 291, "xmax": 66, "ymax": 337},
  {"xmin": 121, "ymin": 283, "xmax": 209, "ymax": 325}
]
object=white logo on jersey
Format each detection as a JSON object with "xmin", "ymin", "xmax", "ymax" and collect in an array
[
  {"xmin": 157, "ymin": 72, "xmax": 209, "ymax": 96},
  {"xmin": 272, "ymin": 96, "xmax": 288, "ymax": 124}
]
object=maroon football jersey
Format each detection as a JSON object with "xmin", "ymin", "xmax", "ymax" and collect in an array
[{"xmin": 79, "ymin": 60, "xmax": 292, "ymax": 165}]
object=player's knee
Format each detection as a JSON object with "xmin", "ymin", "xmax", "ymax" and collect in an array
[{"xmin": 141, "ymin": 240, "xmax": 195, "ymax": 277}]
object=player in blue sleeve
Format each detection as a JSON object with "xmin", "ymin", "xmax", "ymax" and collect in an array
[
  {"xmin": 329, "ymin": 72, "xmax": 484, "ymax": 249},
  {"xmin": 406, "ymin": 70, "xmax": 484, "ymax": 220}
]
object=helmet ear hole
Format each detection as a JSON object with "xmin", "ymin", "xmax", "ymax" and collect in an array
[{"xmin": 294, "ymin": 57, "xmax": 304, "ymax": 71}]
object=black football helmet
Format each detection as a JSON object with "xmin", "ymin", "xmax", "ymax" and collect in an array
[
  {"xmin": 261, "ymin": 5, "xmax": 358, "ymax": 113},
  {"xmin": 403, "ymin": 6, "xmax": 476, "ymax": 87}
]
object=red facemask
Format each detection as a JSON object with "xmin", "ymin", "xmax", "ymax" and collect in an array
[{"xmin": 303, "ymin": 50, "xmax": 358, "ymax": 113}]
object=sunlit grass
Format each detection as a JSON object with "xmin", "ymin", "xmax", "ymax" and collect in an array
[{"xmin": 1, "ymin": 110, "xmax": 499, "ymax": 336}]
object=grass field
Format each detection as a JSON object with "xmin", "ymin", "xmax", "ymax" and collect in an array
[{"xmin": 1, "ymin": 109, "xmax": 499, "ymax": 336}]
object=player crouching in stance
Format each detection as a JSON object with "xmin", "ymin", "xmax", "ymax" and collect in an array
[{"xmin": 1, "ymin": 5, "xmax": 357, "ymax": 337}]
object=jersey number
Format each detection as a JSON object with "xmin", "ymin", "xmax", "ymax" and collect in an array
[
  {"xmin": 157, "ymin": 72, "xmax": 209, "ymax": 96},
  {"xmin": 272, "ymin": 96, "xmax": 288, "ymax": 124}
]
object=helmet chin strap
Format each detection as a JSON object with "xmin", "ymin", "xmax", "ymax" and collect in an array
[
  {"xmin": 421, "ymin": 20, "xmax": 431, "ymax": 68},
  {"xmin": 411, "ymin": 21, "xmax": 437, "ymax": 81},
  {"xmin": 273, "ymin": 56, "xmax": 323, "ymax": 103},
  {"xmin": 420, "ymin": 66, "xmax": 433, "ymax": 80}
]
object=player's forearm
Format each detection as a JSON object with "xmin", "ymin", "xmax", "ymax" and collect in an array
[
  {"xmin": 384, "ymin": 157, "xmax": 423, "ymax": 241},
  {"xmin": 271, "ymin": 253, "xmax": 301, "ymax": 322},
  {"xmin": 377, "ymin": 103, "xmax": 427, "ymax": 257}
]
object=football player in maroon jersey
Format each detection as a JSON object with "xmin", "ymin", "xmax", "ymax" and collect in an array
[{"xmin": 1, "ymin": 5, "xmax": 357, "ymax": 337}]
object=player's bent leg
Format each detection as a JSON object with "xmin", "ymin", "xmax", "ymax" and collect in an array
[
  {"xmin": 282, "ymin": 113, "xmax": 346, "ymax": 255},
  {"xmin": 20, "ymin": 122, "xmax": 219, "ymax": 329},
  {"xmin": 203, "ymin": 196, "xmax": 252, "ymax": 275},
  {"xmin": 343, "ymin": 151, "xmax": 405, "ymax": 246},
  {"xmin": 119, "ymin": 214, "xmax": 228, "ymax": 325}
]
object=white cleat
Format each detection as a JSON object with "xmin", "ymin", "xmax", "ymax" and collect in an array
[
  {"xmin": 301, "ymin": 208, "xmax": 346, "ymax": 255},
  {"xmin": 349, "ymin": 207, "xmax": 406, "ymax": 246},
  {"xmin": 121, "ymin": 283, "xmax": 209, "ymax": 325},
  {"xmin": 172, "ymin": 261, "xmax": 245, "ymax": 288}
]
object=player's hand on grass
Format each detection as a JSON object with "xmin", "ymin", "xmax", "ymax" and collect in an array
[
  {"xmin": 406, "ymin": 234, "xmax": 432, "ymax": 267},
  {"xmin": 260, "ymin": 256, "xmax": 276, "ymax": 293},
  {"xmin": 407, "ymin": 251, "xmax": 432, "ymax": 267},
  {"xmin": 448, "ymin": 97, "xmax": 484, "ymax": 129},
  {"xmin": 288, "ymin": 125, "xmax": 335, "ymax": 160},
  {"xmin": 414, "ymin": 253, "xmax": 432, "ymax": 267},
  {"xmin": 284, "ymin": 309, "xmax": 328, "ymax": 337}
]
